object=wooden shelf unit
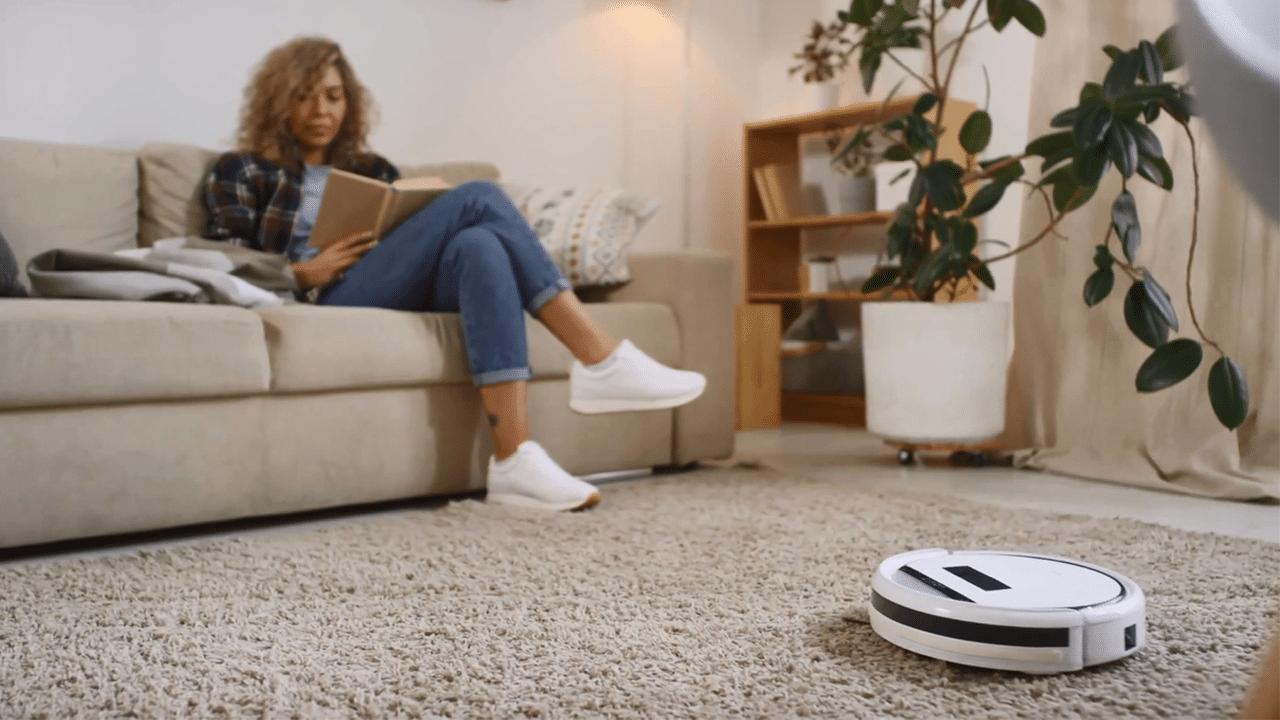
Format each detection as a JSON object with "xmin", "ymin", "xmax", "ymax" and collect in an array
[{"xmin": 740, "ymin": 94, "xmax": 977, "ymax": 428}]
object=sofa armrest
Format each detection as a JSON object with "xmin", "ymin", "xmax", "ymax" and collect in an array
[{"xmin": 583, "ymin": 251, "xmax": 735, "ymax": 464}]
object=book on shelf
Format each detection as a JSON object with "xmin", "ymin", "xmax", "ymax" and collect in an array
[
  {"xmin": 308, "ymin": 170, "xmax": 452, "ymax": 249},
  {"xmin": 758, "ymin": 163, "xmax": 808, "ymax": 220},
  {"xmin": 752, "ymin": 166, "xmax": 782, "ymax": 221}
]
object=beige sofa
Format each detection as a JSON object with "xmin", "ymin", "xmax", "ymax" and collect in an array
[{"xmin": 0, "ymin": 138, "xmax": 735, "ymax": 549}]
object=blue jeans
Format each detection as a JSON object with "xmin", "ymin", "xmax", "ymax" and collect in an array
[{"xmin": 319, "ymin": 181, "xmax": 571, "ymax": 386}]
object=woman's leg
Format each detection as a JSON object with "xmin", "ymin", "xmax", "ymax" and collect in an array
[{"xmin": 479, "ymin": 380, "xmax": 529, "ymax": 461}]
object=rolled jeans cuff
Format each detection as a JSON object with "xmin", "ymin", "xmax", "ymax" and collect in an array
[
  {"xmin": 473, "ymin": 366, "xmax": 533, "ymax": 387},
  {"xmin": 528, "ymin": 278, "xmax": 573, "ymax": 314}
]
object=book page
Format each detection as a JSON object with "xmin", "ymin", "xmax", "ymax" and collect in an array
[
  {"xmin": 374, "ymin": 182, "xmax": 453, "ymax": 239},
  {"xmin": 391, "ymin": 175, "xmax": 450, "ymax": 192},
  {"xmin": 308, "ymin": 169, "xmax": 392, "ymax": 249}
]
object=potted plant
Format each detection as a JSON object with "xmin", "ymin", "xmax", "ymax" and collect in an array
[{"xmin": 791, "ymin": 0, "xmax": 1250, "ymax": 445}]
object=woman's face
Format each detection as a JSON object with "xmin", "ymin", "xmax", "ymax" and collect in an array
[{"xmin": 288, "ymin": 63, "xmax": 346, "ymax": 163}]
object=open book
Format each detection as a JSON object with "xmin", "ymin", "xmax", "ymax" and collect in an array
[{"xmin": 308, "ymin": 169, "xmax": 452, "ymax": 249}]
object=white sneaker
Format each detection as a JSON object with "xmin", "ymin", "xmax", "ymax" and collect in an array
[
  {"xmin": 569, "ymin": 339, "xmax": 707, "ymax": 414},
  {"xmin": 485, "ymin": 440, "xmax": 600, "ymax": 511}
]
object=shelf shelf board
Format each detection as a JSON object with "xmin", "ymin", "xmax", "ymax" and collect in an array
[
  {"xmin": 748, "ymin": 211, "xmax": 892, "ymax": 231},
  {"xmin": 748, "ymin": 289, "xmax": 909, "ymax": 302},
  {"xmin": 781, "ymin": 392, "xmax": 866, "ymax": 427}
]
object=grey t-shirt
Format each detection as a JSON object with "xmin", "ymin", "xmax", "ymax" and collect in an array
[{"xmin": 286, "ymin": 163, "xmax": 331, "ymax": 263}]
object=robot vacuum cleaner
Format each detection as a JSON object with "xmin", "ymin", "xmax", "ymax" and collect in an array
[{"xmin": 869, "ymin": 548, "xmax": 1146, "ymax": 674}]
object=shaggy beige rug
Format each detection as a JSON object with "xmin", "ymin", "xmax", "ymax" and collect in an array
[{"xmin": 1, "ymin": 467, "xmax": 1276, "ymax": 719}]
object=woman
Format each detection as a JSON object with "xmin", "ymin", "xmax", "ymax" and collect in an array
[{"xmin": 204, "ymin": 36, "xmax": 705, "ymax": 512}]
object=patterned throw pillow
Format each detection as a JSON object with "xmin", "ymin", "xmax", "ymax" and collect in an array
[
  {"xmin": 502, "ymin": 185, "xmax": 660, "ymax": 287},
  {"xmin": 0, "ymin": 229, "xmax": 29, "ymax": 297}
]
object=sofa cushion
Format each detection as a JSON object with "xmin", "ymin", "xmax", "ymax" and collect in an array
[
  {"xmin": 138, "ymin": 143, "xmax": 221, "ymax": 246},
  {"xmin": 0, "ymin": 138, "xmax": 138, "ymax": 275},
  {"xmin": 0, "ymin": 299, "xmax": 271, "ymax": 409},
  {"xmin": 399, "ymin": 161, "xmax": 501, "ymax": 186},
  {"xmin": 138, "ymin": 143, "xmax": 503, "ymax": 247},
  {"xmin": 257, "ymin": 301, "xmax": 680, "ymax": 393}
]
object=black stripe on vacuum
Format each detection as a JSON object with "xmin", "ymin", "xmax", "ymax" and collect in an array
[
  {"xmin": 900, "ymin": 566, "xmax": 974, "ymax": 602},
  {"xmin": 944, "ymin": 565, "xmax": 1012, "ymax": 591},
  {"xmin": 871, "ymin": 591, "xmax": 1072, "ymax": 648}
]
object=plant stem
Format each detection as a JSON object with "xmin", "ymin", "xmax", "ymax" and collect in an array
[
  {"xmin": 959, "ymin": 153, "xmax": 1030, "ymax": 184},
  {"xmin": 942, "ymin": 0, "xmax": 985, "ymax": 96},
  {"xmin": 984, "ymin": 188, "xmax": 1084, "ymax": 265},
  {"xmin": 1181, "ymin": 124, "xmax": 1222, "ymax": 355},
  {"xmin": 883, "ymin": 50, "xmax": 934, "ymax": 91},
  {"xmin": 937, "ymin": 19, "xmax": 989, "ymax": 55}
]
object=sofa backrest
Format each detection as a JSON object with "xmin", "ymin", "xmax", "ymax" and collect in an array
[
  {"xmin": 0, "ymin": 137, "xmax": 504, "ymax": 270},
  {"xmin": 137, "ymin": 144, "xmax": 503, "ymax": 247},
  {"xmin": 0, "ymin": 138, "xmax": 139, "ymax": 276}
]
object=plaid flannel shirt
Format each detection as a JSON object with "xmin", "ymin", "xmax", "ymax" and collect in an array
[{"xmin": 203, "ymin": 151, "xmax": 400, "ymax": 256}]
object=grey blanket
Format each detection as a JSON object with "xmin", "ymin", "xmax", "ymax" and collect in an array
[{"xmin": 26, "ymin": 237, "xmax": 299, "ymax": 308}]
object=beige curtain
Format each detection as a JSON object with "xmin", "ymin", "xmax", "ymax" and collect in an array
[{"xmin": 1003, "ymin": 0, "xmax": 1280, "ymax": 500}]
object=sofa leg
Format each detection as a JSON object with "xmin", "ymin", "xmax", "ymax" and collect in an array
[{"xmin": 652, "ymin": 460, "xmax": 700, "ymax": 475}]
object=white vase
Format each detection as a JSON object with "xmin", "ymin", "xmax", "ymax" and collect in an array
[
  {"xmin": 838, "ymin": 175, "xmax": 876, "ymax": 214},
  {"xmin": 861, "ymin": 301, "xmax": 1010, "ymax": 444}
]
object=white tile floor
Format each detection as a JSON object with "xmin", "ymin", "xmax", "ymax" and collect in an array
[{"xmin": 734, "ymin": 423, "xmax": 1280, "ymax": 544}]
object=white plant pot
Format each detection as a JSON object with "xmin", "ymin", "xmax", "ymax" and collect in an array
[
  {"xmin": 861, "ymin": 301, "xmax": 1010, "ymax": 444},
  {"xmin": 838, "ymin": 175, "xmax": 877, "ymax": 214}
]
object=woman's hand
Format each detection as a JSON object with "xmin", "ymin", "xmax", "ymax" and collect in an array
[{"xmin": 291, "ymin": 231, "xmax": 377, "ymax": 289}]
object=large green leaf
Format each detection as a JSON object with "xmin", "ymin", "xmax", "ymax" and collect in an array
[
  {"xmin": 1137, "ymin": 154, "xmax": 1175, "ymax": 191},
  {"xmin": 1135, "ymin": 338, "xmax": 1203, "ymax": 392},
  {"xmin": 1094, "ymin": 244, "xmax": 1116, "ymax": 269},
  {"xmin": 1143, "ymin": 269, "xmax": 1179, "ymax": 332},
  {"xmin": 1103, "ymin": 49, "xmax": 1142, "ymax": 99},
  {"xmin": 921, "ymin": 160, "xmax": 966, "ymax": 212},
  {"xmin": 1011, "ymin": 0, "xmax": 1046, "ymax": 36},
  {"xmin": 1073, "ymin": 105, "xmax": 1113, "ymax": 147},
  {"xmin": 848, "ymin": 0, "xmax": 884, "ymax": 25},
  {"xmin": 1050, "ymin": 107, "xmax": 1080, "ymax": 128},
  {"xmin": 876, "ymin": 3, "xmax": 913, "ymax": 37},
  {"xmin": 861, "ymin": 265, "xmax": 902, "ymax": 293},
  {"xmin": 1208, "ymin": 356, "xmax": 1250, "ymax": 429},
  {"xmin": 1111, "ymin": 190, "xmax": 1141, "ymax": 262},
  {"xmin": 912, "ymin": 246, "xmax": 953, "ymax": 295},
  {"xmin": 859, "ymin": 48, "xmax": 883, "ymax": 94},
  {"xmin": 959, "ymin": 110, "xmax": 993, "ymax": 154},
  {"xmin": 1108, "ymin": 121, "xmax": 1139, "ymax": 178},
  {"xmin": 1047, "ymin": 166, "xmax": 1097, "ymax": 213},
  {"xmin": 970, "ymin": 257, "xmax": 996, "ymax": 290},
  {"xmin": 980, "ymin": 155, "xmax": 1026, "ymax": 183},
  {"xmin": 987, "ymin": 0, "xmax": 1016, "ymax": 31},
  {"xmin": 1102, "ymin": 44, "xmax": 1123, "ymax": 61},
  {"xmin": 1128, "ymin": 120, "xmax": 1163, "ymax": 158},
  {"xmin": 962, "ymin": 180, "xmax": 1008, "ymax": 218},
  {"xmin": 950, "ymin": 218, "xmax": 978, "ymax": 255},
  {"xmin": 1083, "ymin": 267, "xmax": 1115, "ymax": 307},
  {"xmin": 905, "ymin": 113, "xmax": 938, "ymax": 150},
  {"xmin": 1156, "ymin": 25, "xmax": 1184, "ymax": 71},
  {"xmin": 1124, "ymin": 281, "xmax": 1170, "ymax": 348},
  {"xmin": 1041, "ymin": 147, "xmax": 1074, "ymax": 174},
  {"xmin": 1072, "ymin": 143, "xmax": 1112, "ymax": 186},
  {"xmin": 907, "ymin": 170, "xmax": 926, "ymax": 207},
  {"xmin": 883, "ymin": 144, "xmax": 914, "ymax": 161},
  {"xmin": 913, "ymin": 92, "xmax": 937, "ymax": 116},
  {"xmin": 1162, "ymin": 89, "xmax": 1196, "ymax": 122},
  {"xmin": 1025, "ymin": 130, "xmax": 1074, "ymax": 159},
  {"xmin": 1137, "ymin": 40, "xmax": 1164, "ymax": 85}
]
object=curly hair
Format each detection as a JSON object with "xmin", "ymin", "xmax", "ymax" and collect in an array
[{"xmin": 237, "ymin": 36, "xmax": 376, "ymax": 172}]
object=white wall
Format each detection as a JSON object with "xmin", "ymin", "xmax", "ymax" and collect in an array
[
  {"xmin": 0, "ymin": 0, "xmax": 760, "ymax": 260},
  {"xmin": 0, "ymin": 0, "xmax": 1034, "ymax": 304}
]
